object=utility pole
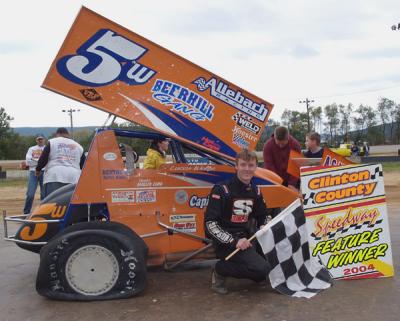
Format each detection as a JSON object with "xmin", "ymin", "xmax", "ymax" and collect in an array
[
  {"xmin": 299, "ymin": 98, "xmax": 314, "ymax": 133},
  {"xmin": 62, "ymin": 108, "xmax": 80, "ymax": 139}
]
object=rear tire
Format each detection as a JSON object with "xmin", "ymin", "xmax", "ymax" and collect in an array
[
  {"xmin": 53, "ymin": 221, "xmax": 148, "ymax": 259},
  {"xmin": 36, "ymin": 223, "xmax": 148, "ymax": 301}
]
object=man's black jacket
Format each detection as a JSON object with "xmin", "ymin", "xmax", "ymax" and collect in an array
[{"xmin": 204, "ymin": 175, "xmax": 267, "ymax": 250}]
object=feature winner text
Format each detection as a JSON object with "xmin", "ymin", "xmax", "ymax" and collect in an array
[{"xmin": 312, "ymin": 228, "xmax": 388, "ymax": 269}]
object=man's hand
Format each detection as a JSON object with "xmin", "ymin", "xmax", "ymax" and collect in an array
[
  {"xmin": 35, "ymin": 170, "xmax": 40, "ymax": 177},
  {"xmin": 236, "ymin": 238, "xmax": 252, "ymax": 251}
]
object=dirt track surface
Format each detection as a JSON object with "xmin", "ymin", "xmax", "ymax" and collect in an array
[{"xmin": 0, "ymin": 174, "xmax": 399, "ymax": 321}]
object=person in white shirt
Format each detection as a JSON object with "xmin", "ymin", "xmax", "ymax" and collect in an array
[
  {"xmin": 36, "ymin": 128, "xmax": 85, "ymax": 197},
  {"xmin": 23, "ymin": 136, "xmax": 46, "ymax": 214}
]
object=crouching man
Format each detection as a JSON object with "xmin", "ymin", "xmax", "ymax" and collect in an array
[{"xmin": 204, "ymin": 149, "xmax": 270, "ymax": 294}]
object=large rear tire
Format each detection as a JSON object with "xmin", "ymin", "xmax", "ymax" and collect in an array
[{"xmin": 36, "ymin": 223, "xmax": 148, "ymax": 301}]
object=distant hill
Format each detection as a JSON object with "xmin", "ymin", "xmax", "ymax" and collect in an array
[{"xmin": 12, "ymin": 126, "xmax": 98, "ymax": 137}]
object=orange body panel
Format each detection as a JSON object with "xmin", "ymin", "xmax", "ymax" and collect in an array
[{"xmin": 69, "ymin": 130, "xmax": 298, "ymax": 264}]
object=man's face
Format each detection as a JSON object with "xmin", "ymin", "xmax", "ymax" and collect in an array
[
  {"xmin": 274, "ymin": 136, "xmax": 288, "ymax": 148},
  {"xmin": 235, "ymin": 158, "xmax": 257, "ymax": 183},
  {"xmin": 305, "ymin": 137, "xmax": 317, "ymax": 150},
  {"xmin": 36, "ymin": 138, "xmax": 45, "ymax": 146}
]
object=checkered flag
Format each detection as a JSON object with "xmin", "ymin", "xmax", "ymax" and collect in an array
[
  {"xmin": 302, "ymin": 192, "xmax": 316, "ymax": 206},
  {"xmin": 370, "ymin": 166, "xmax": 383, "ymax": 180},
  {"xmin": 255, "ymin": 199, "xmax": 332, "ymax": 298}
]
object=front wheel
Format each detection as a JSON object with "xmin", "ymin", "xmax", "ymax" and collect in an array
[{"xmin": 36, "ymin": 226, "xmax": 147, "ymax": 301}]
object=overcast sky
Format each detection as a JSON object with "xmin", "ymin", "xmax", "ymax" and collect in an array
[{"xmin": 1, "ymin": 0, "xmax": 400, "ymax": 127}]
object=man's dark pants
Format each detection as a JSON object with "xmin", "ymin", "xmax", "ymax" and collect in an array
[
  {"xmin": 44, "ymin": 182, "xmax": 70, "ymax": 197},
  {"xmin": 214, "ymin": 243, "xmax": 270, "ymax": 282},
  {"xmin": 23, "ymin": 171, "xmax": 45, "ymax": 214}
]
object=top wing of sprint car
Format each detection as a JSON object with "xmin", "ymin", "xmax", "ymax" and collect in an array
[{"xmin": 41, "ymin": 6, "xmax": 273, "ymax": 160}]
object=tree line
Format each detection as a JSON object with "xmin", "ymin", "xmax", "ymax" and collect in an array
[
  {"xmin": 276, "ymin": 97, "xmax": 400, "ymax": 147},
  {"xmin": 0, "ymin": 107, "xmax": 153, "ymax": 160},
  {"xmin": 2, "ymin": 98, "xmax": 400, "ymax": 160}
]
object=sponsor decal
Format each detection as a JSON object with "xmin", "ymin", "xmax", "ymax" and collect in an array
[
  {"xmin": 151, "ymin": 79, "xmax": 215, "ymax": 121},
  {"xmin": 103, "ymin": 152, "xmax": 117, "ymax": 161},
  {"xmin": 170, "ymin": 214, "xmax": 196, "ymax": 222},
  {"xmin": 201, "ymin": 136, "xmax": 221, "ymax": 151},
  {"xmin": 231, "ymin": 112, "xmax": 260, "ymax": 134},
  {"xmin": 102, "ymin": 169, "xmax": 128, "ymax": 180},
  {"xmin": 232, "ymin": 135, "xmax": 249, "ymax": 149},
  {"xmin": 323, "ymin": 155, "xmax": 346, "ymax": 167},
  {"xmin": 193, "ymin": 76, "xmax": 268, "ymax": 122},
  {"xmin": 57, "ymin": 29, "xmax": 156, "ymax": 87},
  {"xmin": 232, "ymin": 126, "xmax": 257, "ymax": 142},
  {"xmin": 185, "ymin": 154, "xmax": 210, "ymax": 164},
  {"xmin": 111, "ymin": 191, "xmax": 135, "ymax": 203},
  {"xmin": 175, "ymin": 190, "xmax": 188, "ymax": 204},
  {"xmin": 206, "ymin": 221, "xmax": 233, "ymax": 243},
  {"xmin": 189, "ymin": 195, "xmax": 209, "ymax": 209},
  {"xmin": 169, "ymin": 164, "xmax": 216, "ymax": 172},
  {"xmin": 211, "ymin": 194, "xmax": 220, "ymax": 200},
  {"xmin": 136, "ymin": 190, "xmax": 156, "ymax": 203},
  {"xmin": 231, "ymin": 199, "xmax": 253, "ymax": 223},
  {"xmin": 137, "ymin": 178, "xmax": 163, "ymax": 187},
  {"xmin": 231, "ymin": 125, "xmax": 258, "ymax": 149},
  {"xmin": 19, "ymin": 205, "xmax": 67, "ymax": 241},
  {"xmin": 79, "ymin": 88, "xmax": 102, "ymax": 101},
  {"xmin": 170, "ymin": 214, "xmax": 197, "ymax": 232},
  {"xmin": 322, "ymin": 148, "xmax": 353, "ymax": 167}
]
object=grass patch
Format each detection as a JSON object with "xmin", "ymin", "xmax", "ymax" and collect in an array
[
  {"xmin": 382, "ymin": 162, "xmax": 400, "ymax": 172},
  {"xmin": 0, "ymin": 178, "xmax": 28, "ymax": 188}
]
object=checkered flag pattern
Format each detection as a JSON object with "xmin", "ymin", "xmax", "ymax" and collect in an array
[
  {"xmin": 302, "ymin": 192, "xmax": 316, "ymax": 206},
  {"xmin": 232, "ymin": 112, "xmax": 242, "ymax": 122},
  {"xmin": 370, "ymin": 166, "xmax": 383, "ymax": 180},
  {"xmin": 256, "ymin": 199, "xmax": 332, "ymax": 298}
]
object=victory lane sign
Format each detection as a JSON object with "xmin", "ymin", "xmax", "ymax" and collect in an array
[{"xmin": 300, "ymin": 164, "xmax": 394, "ymax": 280}]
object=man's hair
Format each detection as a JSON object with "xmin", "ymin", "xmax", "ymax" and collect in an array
[
  {"xmin": 235, "ymin": 149, "xmax": 258, "ymax": 164},
  {"xmin": 274, "ymin": 126, "xmax": 289, "ymax": 141},
  {"xmin": 56, "ymin": 127, "xmax": 69, "ymax": 135},
  {"xmin": 306, "ymin": 132, "xmax": 321, "ymax": 145}
]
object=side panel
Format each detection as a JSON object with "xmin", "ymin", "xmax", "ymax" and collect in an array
[{"xmin": 71, "ymin": 130, "xmax": 298, "ymax": 264}]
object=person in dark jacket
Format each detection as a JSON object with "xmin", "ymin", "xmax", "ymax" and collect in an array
[
  {"xmin": 350, "ymin": 142, "xmax": 359, "ymax": 156},
  {"xmin": 304, "ymin": 132, "xmax": 324, "ymax": 158},
  {"xmin": 204, "ymin": 149, "xmax": 270, "ymax": 294},
  {"xmin": 263, "ymin": 126, "xmax": 301, "ymax": 191}
]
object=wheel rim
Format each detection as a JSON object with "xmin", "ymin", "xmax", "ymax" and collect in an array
[{"xmin": 65, "ymin": 245, "xmax": 119, "ymax": 296}]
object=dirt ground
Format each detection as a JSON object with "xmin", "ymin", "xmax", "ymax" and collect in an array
[{"xmin": 0, "ymin": 173, "xmax": 399, "ymax": 321}]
